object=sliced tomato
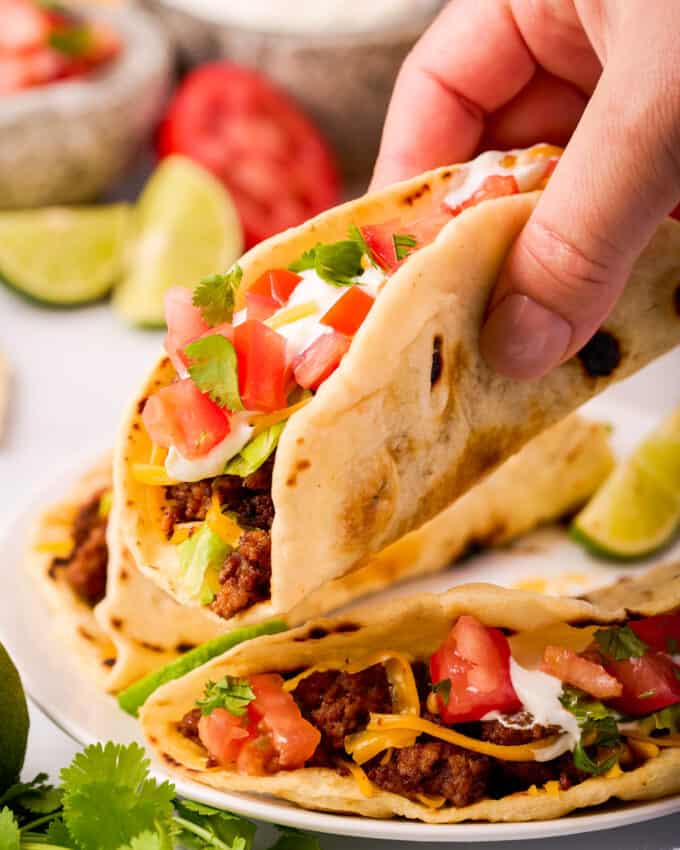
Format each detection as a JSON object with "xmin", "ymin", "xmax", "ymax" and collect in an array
[
  {"xmin": 0, "ymin": 0, "xmax": 49, "ymax": 52},
  {"xmin": 446, "ymin": 174, "xmax": 519, "ymax": 215},
  {"xmin": 155, "ymin": 63, "xmax": 341, "ymax": 248},
  {"xmin": 430, "ymin": 615, "xmax": 521, "ymax": 723},
  {"xmin": 321, "ymin": 287, "xmax": 374, "ymax": 336},
  {"xmin": 540, "ymin": 646, "xmax": 622, "ymax": 699},
  {"xmin": 292, "ymin": 331, "xmax": 351, "ymax": 390},
  {"xmin": 249, "ymin": 674, "xmax": 320, "ymax": 769},
  {"xmin": 245, "ymin": 291, "xmax": 278, "ymax": 322},
  {"xmin": 361, "ymin": 222, "xmax": 400, "ymax": 272},
  {"xmin": 630, "ymin": 615, "xmax": 680, "ymax": 655},
  {"xmin": 604, "ymin": 651, "xmax": 680, "ymax": 716},
  {"xmin": 250, "ymin": 269, "xmax": 302, "ymax": 306},
  {"xmin": 198, "ymin": 708, "xmax": 250, "ymax": 767},
  {"xmin": 233, "ymin": 320, "xmax": 288, "ymax": 412},
  {"xmin": 163, "ymin": 286, "xmax": 210, "ymax": 372},
  {"xmin": 142, "ymin": 379, "xmax": 231, "ymax": 459}
]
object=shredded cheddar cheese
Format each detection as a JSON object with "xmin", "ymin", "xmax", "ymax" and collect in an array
[
  {"xmin": 131, "ymin": 463, "xmax": 179, "ymax": 486},
  {"xmin": 627, "ymin": 738, "xmax": 660, "ymax": 761},
  {"xmin": 603, "ymin": 763, "xmax": 623, "ymax": 779},
  {"xmin": 265, "ymin": 301, "xmax": 318, "ymax": 330},
  {"xmin": 527, "ymin": 781, "xmax": 561, "ymax": 798},
  {"xmin": 248, "ymin": 397, "xmax": 311, "ymax": 437},
  {"xmin": 345, "ymin": 728, "xmax": 417, "ymax": 765},
  {"xmin": 341, "ymin": 760, "xmax": 375, "ymax": 798},
  {"xmin": 36, "ymin": 539, "xmax": 73, "ymax": 558},
  {"xmin": 206, "ymin": 495, "xmax": 243, "ymax": 546},
  {"xmin": 149, "ymin": 443, "xmax": 168, "ymax": 465},
  {"xmin": 365, "ymin": 714, "xmax": 560, "ymax": 763},
  {"xmin": 170, "ymin": 522, "xmax": 204, "ymax": 545},
  {"xmin": 415, "ymin": 794, "xmax": 446, "ymax": 809}
]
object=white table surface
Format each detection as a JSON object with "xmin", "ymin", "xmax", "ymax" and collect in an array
[{"xmin": 3, "ymin": 282, "xmax": 680, "ymax": 849}]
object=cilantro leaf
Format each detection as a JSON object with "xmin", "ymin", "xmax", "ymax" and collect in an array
[
  {"xmin": 289, "ymin": 239, "xmax": 364, "ymax": 287},
  {"xmin": 393, "ymin": 233, "xmax": 417, "ymax": 262},
  {"xmin": 118, "ymin": 830, "xmax": 167, "ymax": 850},
  {"xmin": 560, "ymin": 687, "xmax": 622, "ymax": 775},
  {"xmin": 48, "ymin": 27, "xmax": 91, "ymax": 56},
  {"xmin": 60, "ymin": 743, "xmax": 174, "ymax": 850},
  {"xmin": 347, "ymin": 225, "xmax": 371, "ymax": 261},
  {"xmin": 185, "ymin": 335, "xmax": 243, "ymax": 411},
  {"xmin": 224, "ymin": 422, "xmax": 285, "ymax": 478},
  {"xmin": 267, "ymin": 826, "xmax": 322, "ymax": 850},
  {"xmin": 196, "ymin": 677, "xmax": 255, "ymax": 717},
  {"xmin": 192, "ymin": 267, "xmax": 243, "ymax": 326},
  {"xmin": 0, "ymin": 808, "xmax": 19, "ymax": 850},
  {"xmin": 431, "ymin": 679, "xmax": 451, "ymax": 705},
  {"xmin": 45, "ymin": 817, "xmax": 78, "ymax": 848},
  {"xmin": 175, "ymin": 800, "xmax": 256, "ymax": 850},
  {"xmin": 288, "ymin": 248, "xmax": 317, "ymax": 273},
  {"xmin": 594, "ymin": 626, "xmax": 648, "ymax": 661},
  {"xmin": 572, "ymin": 741, "xmax": 619, "ymax": 776}
]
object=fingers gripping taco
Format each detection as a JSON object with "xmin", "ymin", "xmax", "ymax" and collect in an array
[
  {"xmin": 141, "ymin": 570, "xmax": 680, "ymax": 822},
  {"xmin": 118, "ymin": 143, "xmax": 680, "ymax": 625}
]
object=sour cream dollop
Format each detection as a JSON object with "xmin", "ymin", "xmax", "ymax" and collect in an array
[{"xmin": 165, "ymin": 413, "xmax": 254, "ymax": 483}]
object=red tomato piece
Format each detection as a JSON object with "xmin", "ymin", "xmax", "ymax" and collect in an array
[
  {"xmin": 292, "ymin": 331, "xmax": 351, "ymax": 390},
  {"xmin": 250, "ymin": 269, "xmax": 302, "ymax": 306},
  {"xmin": 670, "ymin": 202, "xmax": 680, "ymax": 221},
  {"xmin": 320, "ymin": 287, "xmax": 374, "ymax": 336},
  {"xmin": 630, "ymin": 615, "xmax": 680, "ymax": 655},
  {"xmin": 233, "ymin": 320, "xmax": 288, "ymax": 412},
  {"xmin": 198, "ymin": 709, "xmax": 250, "ymax": 767},
  {"xmin": 0, "ymin": 0, "xmax": 49, "ymax": 52},
  {"xmin": 429, "ymin": 615, "xmax": 521, "ymax": 723},
  {"xmin": 249, "ymin": 674, "xmax": 320, "ymax": 769},
  {"xmin": 540, "ymin": 646, "xmax": 622, "ymax": 699},
  {"xmin": 142, "ymin": 379, "xmax": 231, "ymax": 459},
  {"xmin": 446, "ymin": 174, "xmax": 520, "ymax": 215},
  {"xmin": 163, "ymin": 286, "xmax": 210, "ymax": 372},
  {"xmin": 245, "ymin": 291, "xmax": 278, "ymax": 322},
  {"xmin": 604, "ymin": 652, "xmax": 680, "ymax": 716},
  {"xmin": 360, "ymin": 222, "xmax": 400, "ymax": 272},
  {"xmin": 155, "ymin": 63, "xmax": 341, "ymax": 248},
  {"xmin": 235, "ymin": 734, "xmax": 278, "ymax": 776}
]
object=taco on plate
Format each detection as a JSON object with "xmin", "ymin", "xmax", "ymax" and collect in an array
[
  {"xmin": 117, "ymin": 143, "xmax": 680, "ymax": 625},
  {"xmin": 141, "ymin": 564, "xmax": 680, "ymax": 822}
]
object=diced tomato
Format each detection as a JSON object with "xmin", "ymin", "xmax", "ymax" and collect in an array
[
  {"xmin": 246, "ymin": 291, "xmax": 279, "ymax": 322},
  {"xmin": 198, "ymin": 708, "xmax": 250, "ymax": 767},
  {"xmin": 670, "ymin": 202, "xmax": 680, "ymax": 221},
  {"xmin": 430, "ymin": 615, "xmax": 521, "ymax": 723},
  {"xmin": 630, "ymin": 615, "xmax": 680, "ymax": 655},
  {"xmin": 0, "ymin": 0, "xmax": 49, "ymax": 52},
  {"xmin": 361, "ymin": 221, "xmax": 401, "ymax": 272},
  {"xmin": 249, "ymin": 674, "xmax": 320, "ymax": 769},
  {"xmin": 233, "ymin": 320, "xmax": 288, "ymax": 412},
  {"xmin": 604, "ymin": 651, "xmax": 680, "ymax": 716},
  {"xmin": 142, "ymin": 379, "xmax": 231, "ymax": 459},
  {"xmin": 321, "ymin": 287, "xmax": 374, "ymax": 336},
  {"xmin": 163, "ymin": 286, "xmax": 210, "ymax": 372},
  {"xmin": 200, "ymin": 322, "xmax": 234, "ymax": 343},
  {"xmin": 540, "ymin": 646, "xmax": 622, "ymax": 699},
  {"xmin": 446, "ymin": 174, "xmax": 520, "ymax": 215},
  {"xmin": 292, "ymin": 331, "xmax": 351, "ymax": 390},
  {"xmin": 155, "ymin": 63, "xmax": 341, "ymax": 248},
  {"xmin": 235, "ymin": 734, "xmax": 278, "ymax": 775},
  {"xmin": 250, "ymin": 269, "xmax": 302, "ymax": 306}
]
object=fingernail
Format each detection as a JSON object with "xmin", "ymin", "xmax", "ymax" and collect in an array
[{"xmin": 480, "ymin": 294, "xmax": 572, "ymax": 380}]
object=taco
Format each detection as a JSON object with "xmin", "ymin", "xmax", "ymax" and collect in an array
[
  {"xmin": 28, "ymin": 458, "xmax": 223, "ymax": 692},
  {"xmin": 117, "ymin": 142, "xmax": 680, "ymax": 625},
  {"xmin": 141, "ymin": 566, "xmax": 680, "ymax": 823}
]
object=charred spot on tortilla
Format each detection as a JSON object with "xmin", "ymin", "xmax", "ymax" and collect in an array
[
  {"xmin": 102, "ymin": 657, "xmax": 115, "ymax": 667},
  {"xmin": 431, "ymin": 336, "xmax": 443, "ymax": 386},
  {"xmin": 78, "ymin": 626, "xmax": 94, "ymax": 641},
  {"xmin": 140, "ymin": 640, "xmax": 165, "ymax": 653},
  {"xmin": 675, "ymin": 284, "xmax": 680, "ymax": 315},
  {"xmin": 332, "ymin": 621, "xmax": 360, "ymax": 634},
  {"xmin": 119, "ymin": 568, "xmax": 129, "ymax": 581},
  {"xmin": 577, "ymin": 330, "xmax": 621, "ymax": 377},
  {"xmin": 110, "ymin": 616, "xmax": 123, "ymax": 630},
  {"xmin": 132, "ymin": 422, "xmax": 140, "ymax": 431},
  {"xmin": 296, "ymin": 437, "xmax": 305, "ymax": 445},
  {"xmin": 400, "ymin": 182, "xmax": 430, "ymax": 207},
  {"xmin": 136, "ymin": 397, "xmax": 148, "ymax": 415},
  {"xmin": 162, "ymin": 752, "xmax": 181, "ymax": 767},
  {"xmin": 294, "ymin": 625, "xmax": 329, "ymax": 641},
  {"xmin": 176, "ymin": 642, "xmax": 196, "ymax": 653}
]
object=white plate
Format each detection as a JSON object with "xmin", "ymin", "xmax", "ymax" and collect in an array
[{"xmin": 2, "ymin": 396, "xmax": 680, "ymax": 843}]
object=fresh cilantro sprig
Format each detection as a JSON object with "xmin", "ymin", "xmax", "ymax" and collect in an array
[
  {"xmin": 593, "ymin": 626, "xmax": 648, "ymax": 661},
  {"xmin": 185, "ymin": 335, "xmax": 243, "ymax": 411},
  {"xmin": 1, "ymin": 742, "xmax": 322, "ymax": 850},
  {"xmin": 560, "ymin": 686, "xmax": 622, "ymax": 775},
  {"xmin": 196, "ymin": 677, "xmax": 256, "ymax": 718},
  {"xmin": 289, "ymin": 225, "xmax": 370, "ymax": 287},
  {"xmin": 193, "ymin": 267, "xmax": 243, "ymax": 326},
  {"xmin": 393, "ymin": 233, "xmax": 416, "ymax": 261}
]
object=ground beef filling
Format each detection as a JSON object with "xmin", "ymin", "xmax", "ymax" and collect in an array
[
  {"xmin": 162, "ymin": 458, "xmax": 275, "ymax": 620},
  {"xmin": 51, "ymin": 492, "xmax": 108, "ymax": 606}
]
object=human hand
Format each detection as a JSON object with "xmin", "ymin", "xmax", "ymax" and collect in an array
[{"xmin": 371, "ymin": 0, "xmax": 680, "ymax": 379}]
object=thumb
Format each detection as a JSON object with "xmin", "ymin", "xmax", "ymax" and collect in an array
[{"xmin": 480, "ymin": 43, "xmax": 680, "ymax": 380}]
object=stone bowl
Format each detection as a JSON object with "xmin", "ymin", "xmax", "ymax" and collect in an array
[
  {"xmin": 144, "ymin": 1, "xmax": 441, "ymax": 184},
  {"xmin": 0, "ymin": 5, "xmax": 172, "ymax": 209}
]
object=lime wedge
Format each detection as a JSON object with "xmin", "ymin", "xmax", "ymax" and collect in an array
[
  {"xmin": 113, "ymin": 156, "xmax": 243, "ymax": 326},
  {"xmin": 572, "ymin": 407, "xmax": 680, "ymax": 559},
  {"xmin": 0, "ymin": 641, "xmax": 29, "ymax": 792},
  {"xmin": 0, "ymin": 205, "xmax": 130, "ymax": 306}
]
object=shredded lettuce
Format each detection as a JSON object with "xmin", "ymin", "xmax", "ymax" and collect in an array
[
  {"xmin": 177, "ymin": 525, "xmax": 230, "ymax": 604},
  {"xmin": 224, "ymin": 422, "xmax": 285, "ymax": 478},
  {"xmin": 632, "ymin": 702, "xmax": 680, "ymax": 737}
]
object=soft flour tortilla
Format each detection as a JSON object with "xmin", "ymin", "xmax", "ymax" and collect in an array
[
  {"xmin": 117, "ymin": 158, "xmax": 680, "ymax": 620},
  {"xmin": 141, "ymin": 574, "xmax": 680, "ymax": 823}
]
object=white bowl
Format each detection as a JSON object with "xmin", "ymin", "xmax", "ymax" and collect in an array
[{"xmin": 0, "ymin": 5, "xmax": 172, "ymax": 209}]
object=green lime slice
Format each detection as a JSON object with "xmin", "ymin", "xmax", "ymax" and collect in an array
[
  {"xmin": 0, "ymin": 205, "xmax": 130, "ymax": 306},
  {"xmin": 572, "ymin": 407, "xmax": 680, "ymax": 559},
  {"xmin": 0, "ymin": 641, "xmax": 29, "ymax": 792},
  {"xmin": 113, "ymin": 156, "xmax": 243, "ymax": 327}
]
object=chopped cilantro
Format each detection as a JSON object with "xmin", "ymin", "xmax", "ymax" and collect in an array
[
  {"xmin": 288, "ymin": 247, "xmax": 316, "ymax": 273},
  {"xmin": 196, "ymin": 676, "xmax": 255, "ymax": 717},
  {"xmin": 192, "ymin": 266, "xmax": 243, "ymax": 325},
  {"xmin": 393, "ymin": 233, "xmax": 417, "ymax": 261},
  {"xmin": 594, "ymin": 625, "xmax": 648, "ymax": 661},
  {"xmin": 560, "ymin": 686, "xmax": 622, "ymax": 775},
  {"xmin": 289, "ymin": 239, "xmax": 364, "ymax": 287},
  {"xmin": 48, "ymin": 27, "xmax": 91, "ymax": 56},
  {"xmin": 347, "ymin": 224, "xmax": 372, "ymax": 261},
  {"xmin": 185, "ymin": 335, "xmax": 243, "ymax": 411},
  {"xmin": 431, "ymin": 679, "xmax": 451, "ymax": 705}
]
